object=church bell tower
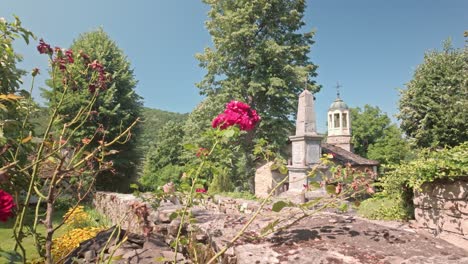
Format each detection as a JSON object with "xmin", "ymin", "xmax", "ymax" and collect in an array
[{"xmin": 327, "ymin": 83, "xmax": 353, "ymax": 152}]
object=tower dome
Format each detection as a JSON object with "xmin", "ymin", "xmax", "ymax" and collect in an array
[
  {"xmin": 326, "ymin": 83, "xmax": 353, "ymax": 152},
  {"xmin": 329, "ymin": 98, "xmax": 349, "ymax": 111}
]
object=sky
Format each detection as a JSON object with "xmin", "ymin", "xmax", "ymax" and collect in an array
[{"xmin": 1, "ymin": 0, "xmax": 467, "ymax": 133}]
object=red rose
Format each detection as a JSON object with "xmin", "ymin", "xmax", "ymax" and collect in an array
[
  {"xmin": 211, "ymin": 100, "xmax": 260, "ymax": 131},
  {"xmin": 0, "ymin": 190, "xmax": 15, "ymax": 222}
]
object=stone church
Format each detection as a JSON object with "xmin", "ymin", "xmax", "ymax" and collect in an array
[{"xmin": 255, "ymin": 89, "xmax": 379, "ymax": 198}]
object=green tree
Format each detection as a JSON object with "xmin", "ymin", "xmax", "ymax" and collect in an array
[
  {"xmin": 140, "ymin": 121, "xmax": 185, "ymax": 189},
  {"xmin": 398, "ymin": 39, "xmax": 467, "ymax": 148},
  {"xmin": 42, "ymin": 29, "xmax": 142, "ymax": 191},
  {"xmin": 350, "ymin": 105, "xmax": 391, "ymax": 157},
  {"xmin": 136, "ymin": 107, "xmax": 188, "ymax": 157},
  {"xmin": 367, "ymin": 124, "xmax": 410, "ymax": 164},
  {"xmin": 0, "ymin": 16, "xmax": 34, "ymax": 94},
  {"xmin": 196, "ymin": 0, "xmax": 320, "ymax": 145}
]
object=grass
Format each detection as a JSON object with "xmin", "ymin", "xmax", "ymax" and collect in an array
[
  {"xmin": 214, "ymin": 191, "xmax": 258, "ymax": 201},
  {"xmin": 0, "ymin": 207, "xmax": 67, "ymax": 263}
]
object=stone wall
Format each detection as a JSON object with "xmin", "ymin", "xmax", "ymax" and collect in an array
[
  {"xmin": 413, "ymin": 177, "xmax": 468, "ymax": 240},
  {"xmin": 254, "ymin": 161, "xmax": 287, "ymax": 198},
  {"xmin": 93, "ymin": 192, "xmax": 262, "ymax": 235}
]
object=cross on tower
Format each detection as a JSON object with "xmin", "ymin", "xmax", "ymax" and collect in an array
[{"xmin": 335, "ymin": 82, "xmax": 342, "ymax": 99}]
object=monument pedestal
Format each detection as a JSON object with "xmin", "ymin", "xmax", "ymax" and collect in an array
[{"xmin": 287, "ymin": 166, "xmax": 309, "ymax": 191}]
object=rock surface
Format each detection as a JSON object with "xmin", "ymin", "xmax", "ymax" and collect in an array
[{"xmin": 91, "ymin": 192, "xmax": 468, "ymax": 263}]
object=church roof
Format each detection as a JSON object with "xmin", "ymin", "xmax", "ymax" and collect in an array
[
  {"xmin": 329, "ymin": 98, "xmax": 349, "ymax": 111},
  {"xmin": 321, "ymin": 143, "xmax": 379, "ymax": 166}
]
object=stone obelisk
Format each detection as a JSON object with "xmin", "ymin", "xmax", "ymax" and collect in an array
[{"xmin": 288, "ymin": 90, "xmax": 323, "ymax": 191}]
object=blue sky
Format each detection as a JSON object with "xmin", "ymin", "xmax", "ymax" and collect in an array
[{"xmin": 2, "ymin": 0, "xmax": 467, "ymax": 133}]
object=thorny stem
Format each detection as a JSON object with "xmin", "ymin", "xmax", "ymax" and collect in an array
[
  {"xmin": 174, "ymin": 140, "xmax": 219, "ymax": 263},
  {"xmin": 13, "ymin": 68, "xmax": 67, "ymax": 261},
  {"xmin": 206, "ymin": 172, "xmax": 290, "ymax": 264}
]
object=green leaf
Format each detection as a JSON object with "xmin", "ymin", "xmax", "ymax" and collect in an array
[
  {"xmin": 169, "ymin": 212, "xmax": 178, "ymax": 221},
  {"xmin": 325, "ymin": 185, "xmax": 336, "ymax": 195},
  {"xmin": 221, "ymin": 129, "xmax": 235, "ymax": 138},
  {"xmin": 272, "ymin": 201, "xmax": 288, "ymax": 212},
  {"xmin": 183, "ymin": 143, "xmax": 197, "ymax": 151},
  {"xmin": 260, "ymin": 219, "xmax": 279, "ymax": 235},
  {"xmin": 278, "ymin": 165, "xmax": 288, "ymax": 175},
  {"xmin": 308, "ymin": 182, "xmax": 321, "ymax": 189}
]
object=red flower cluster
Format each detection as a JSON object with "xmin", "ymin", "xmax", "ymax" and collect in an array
[
  {"xmin": 37, "ymin": 39, "xmax": 53, "ymax": 54},
  {"xmin": 195, "ymin": 188, "xmax": 207, "ymax": 193},
  {"xmin": 88, "ymin": 60, "xmax": 110, "ymax": 92},
  {"xmin": 212, "ymin": 101, "xmax": 260, "ymax": 131},
  {"xmin": 36, "ymin": 40, "xmax": 110, "ymax": 94},
  {"xmin": 0, "ymin": 189, "xmax": 15, "ymax": 222},
  {"xmin": 54, "ymin": 48, "xmax": 74, "ymax": 71}
]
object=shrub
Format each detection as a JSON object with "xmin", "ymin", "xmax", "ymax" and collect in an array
[
  {"xmin": 357, "ymin": 194, "xmax": 413, "ymax": 220},
  {"xmin": 139, "ymin": 164, "xmax": 185, "ymax": 191},
  {"xmin": 359, "ymin": 142, "xmax": 468, "ymax": 220}
]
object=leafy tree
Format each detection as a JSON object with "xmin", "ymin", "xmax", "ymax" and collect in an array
[
  {"xmin": 398, "ymin": 40, "xmax": 467, "ymax": 148},
  {"xmin": 136, "ymin": 107, "xmax": 188, "ymax": 156},
  {"xmin": 42, "ymin": 29, "xmax": 142, "ymax": 191},
  {"xmin": 367, "ymin": 124, "xmax": 410, "ymax": 164},
  {"xmin": 0, "ymin": 16, "xmax": 34, "ymax": 94},
  {"xmin": 196, "ymin": 0, "xmax": 320, "ymax": 146},
  {"xmin": 350, "ymin": 105, "xmax": 409, "ymax": 164},
  {"xmin": 350, "ymin": 105, "xmax": 391, "ymax": 157}
]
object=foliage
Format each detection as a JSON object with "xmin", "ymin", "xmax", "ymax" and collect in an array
[
  {"xmin": 357, "ymin": 194, "xmax": 413, "ymax": 220},
  {"xmin": 0, "ymin": 16, "xmax": 35, "ymax": 94},
  {"xmin": 183, "ymin": 97, "xmax": 258, "ymax": 192},
  {"xmin": 194, "ymin": 0, "xmax": 320, "ymax": 188},
  {"xmin": 384, "ymin": 142, "xmax": 468, "ymax": 191},
  {"xmin": 0, "ymin": 25, "xmax": 138, "ymax": 262},
  {"xmin": 350, "ymin": 105, "xmax": 391, "ymax": 157},
  {"xmin": 367, "ymin": 124, "xmax": 411, "ymax": 165},
  {"xmin": 350, "ymin": 105, "xmax": 409, "ymax": 164},
  {"xmin": 398, "ymin": 40, "xmax": 468, "ymax": 148},
  {"xmin": 139, "ymin": 120, "xmax": 186, "ymax": 190},
  {"xmin": 139, "ymin": 164, "xmax": 186, "ymax": 191},
  {"xmin": 361, "ymin": 142, "xmax": 468, "ymax": 220},
  {"xmin": 42, "ymin": 28, "xmax": 142, "ymax": 191},
  {"xmin": 213, "ymin": 191, "xmax": 257, "ymax": 200},
  {"xmin": 136, "ymin": 107, "xmax": 187, "ymax": 158}
]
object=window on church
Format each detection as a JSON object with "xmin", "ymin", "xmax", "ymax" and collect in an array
[
  {"xmin": 342, "ymin": 113, "xmax": 347, "ymax": 128},
  {"xmin": 334, "ymin": 113, "xmax": 340, "ymax": 128},
  {"xmin": 328, "ymin": 114, "xmax": 332, "ymax": 128}
]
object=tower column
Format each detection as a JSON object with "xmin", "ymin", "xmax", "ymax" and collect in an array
[{"xmin": 288, "ymin": 90, "xmax": 323, "ymax": 192}]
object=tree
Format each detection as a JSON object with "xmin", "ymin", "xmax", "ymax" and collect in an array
[
  {"xmin": 42, "ymin": 29, "xmax": 142, "ymax": 191},
  {"xmin": 196, "ymin": 0, "xmax": 320, "ymax": 146},
  {"xmin": 350, "ymin": 105, "xmax": 391, "ymax": 157},
  {"xmin": 0, "ymin": 16, "xmax": 34, "ymax": 94},
  {"xmin": 398, "ymin": 40, "xmax": 467, "ymax": 148},
  {"xmin": 350, "ymin": 105, "xmax": 409, "ymax": 164},
  {"xmin": 136, "ymin": 107, "xmax": 188, "ymax": 157},
  {"xmin": 140, "ymin": 120, "xmax": 186, "ymax": 190},
  {"xmin": 367, "ymin": 124, "xmax": 410, "ymax": 164}
]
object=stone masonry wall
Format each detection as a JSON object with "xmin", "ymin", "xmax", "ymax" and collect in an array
[
  {"xmin": 413, "ymin": 177, "xmax": 468, "ymax": 241},
  {"xmin": 93, "ymin": 192, "xmax": 262, "ymax": 235}
]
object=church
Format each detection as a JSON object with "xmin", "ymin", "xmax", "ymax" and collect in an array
[
  {"xmin": 321, "ymin": 91, "xmax": 379, "ymax": 174},
  {"xmin": 255, "ymin": 88, "xmax": 379, "ymax": 198}
]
